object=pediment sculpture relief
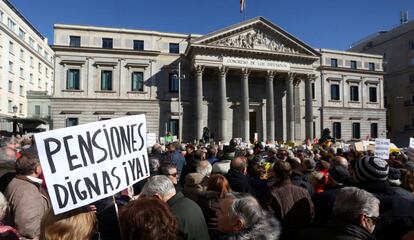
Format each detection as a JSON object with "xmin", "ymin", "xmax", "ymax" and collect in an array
[{"xmin": 212, "ymin": 29, "xmax": 299, "ymax": 54}]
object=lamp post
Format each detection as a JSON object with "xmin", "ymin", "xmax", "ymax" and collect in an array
[
  {"xmin": 12, "ymin": 105, "xmax": 17, "ymax": 136},
  {"xmin": 173, "ymin": 61, "xmax": 185, "ymax": 143}
]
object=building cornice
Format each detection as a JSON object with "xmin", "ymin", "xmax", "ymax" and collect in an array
[
  {"xmin": 52, "ymin": 45, "xmax": 161, "ymax": 56},
  {"xmin": 189, "ymin": 44, "xmax": 319, "ymax": 62},
  {"xmin": 319, "ymin": 66, "xmax": 385, "ymax": 75}
]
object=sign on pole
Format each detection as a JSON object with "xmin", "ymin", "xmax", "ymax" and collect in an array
[
  {"xmin": 374, "ymin": 138, "xmax": 390, "ymax": 160},
  {"xmin": 35, "ymin": 115, "xmax": 150, "ymax": 214}
]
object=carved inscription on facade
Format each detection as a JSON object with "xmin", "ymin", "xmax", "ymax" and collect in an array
[{"xmin": 222, "ymin": 57, "xmax": 290, "ymax": 71}]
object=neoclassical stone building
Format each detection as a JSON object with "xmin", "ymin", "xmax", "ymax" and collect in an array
[{"xmin": 51, "ymin": 17, "xmax": 386, "ymax": 143}]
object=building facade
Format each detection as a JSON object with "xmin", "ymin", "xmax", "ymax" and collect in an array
[
  {"xmin": 350, "ymin": 20, "xmax": 414, "ymax": 146},
  {"xmin": 0, "ymin": 0, "xmax": 54, "ymax": 131},
  {"xmin": 52, "ymin": 17, "xmax": 386, "ymax": 143}
]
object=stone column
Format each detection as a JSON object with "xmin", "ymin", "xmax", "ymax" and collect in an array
[
  {"xmin": 195, "ymin": 65, "xmax": 204, "ymax": 141},
  {"xmin": 266, "ymin": 71, "xmax": 275, "ymax": 143},
  {"xmin": 218, "ymin": 66, "xmax": 228, "ymax": 142},
  {"xmin": 241, "ymin": 68, "xmax": 250, "ymax": 142},
  {"xmin": 305, "ymin": 74, "xmax": 315, "ymax": 140},
  {"xmin": 286, "ymin": 73, "xmax": 295, "ymax": 142}
]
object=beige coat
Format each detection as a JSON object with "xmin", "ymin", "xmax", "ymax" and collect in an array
[{"xmin": 4, "ymin": 176, "xmax": 50, "ymax": 239}]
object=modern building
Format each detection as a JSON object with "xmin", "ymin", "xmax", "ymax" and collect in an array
[
  {"xmin": 349, "ymin": 19, "xmax": 414, "ymax": 146},
  {"xmin": 51, "ymin": 17, "xmax": 385, "ymax": 143},
  {"xmin": 0, "ymin": 0, "xmax": 54, "ymax": 132}
]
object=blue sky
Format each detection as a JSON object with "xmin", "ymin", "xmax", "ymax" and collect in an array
[{"xmin": 10, "ymin": 0, "xmax": 414, "ymax": 50}]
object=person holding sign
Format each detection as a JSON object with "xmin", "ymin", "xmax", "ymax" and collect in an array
[{"xmin": 4, "ymin": 149, "xmax": 50, "ymax": 239}]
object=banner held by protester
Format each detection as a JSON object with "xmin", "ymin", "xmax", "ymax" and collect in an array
[
  {"xmin": 375, "ymin": 138, "xmax": 390, "ymax": 160},
  {"xmin": 35, "ymin": 114, "xmax": 149, "ymax": 214}
]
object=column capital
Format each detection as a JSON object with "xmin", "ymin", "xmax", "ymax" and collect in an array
[
  {"xmin": 267, "ymin": 70, "xmax": 276, "ymax": 80},
  {"xmin": 306, "ymin": 73, "xmax": 317, "ymax": 82},
  {"xmin": 219, "ymin": 66, "xmax": 228, "ymax": 76},
  {"xmin": 241, "ymin": 68, "xmax": 251, "ymax": 77},
  {"xmin": 195, "ymin": 65, "xmax": 205, "ymax": 74}
]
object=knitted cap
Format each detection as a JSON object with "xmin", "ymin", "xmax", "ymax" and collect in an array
[{"xmin": 355, "ymin": 156, "xmax": 389, "ymax": 182}]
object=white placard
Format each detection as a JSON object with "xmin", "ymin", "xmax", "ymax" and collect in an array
[
  {"xmin": 410, "ymin": 138, "xmax": 414, "ymax": 148},
  {"xmin": 223, "ymin": 57, "xmax": 290, "ymax": 71},
  {"xmin": 146, "ymin": 133, "xmax": 157, "ymax": 147},
  {"xmin": 35, "ymin": 115, "xmax": 149, "ymax": 214},
  {"xmin": 375, "ymin": 138, "xmax": 390, "ymax": 160}
]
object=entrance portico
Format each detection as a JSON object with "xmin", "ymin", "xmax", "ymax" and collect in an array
[{"xmin": 185, "ymin": 17, "xmax": 320, "ymax": 143}]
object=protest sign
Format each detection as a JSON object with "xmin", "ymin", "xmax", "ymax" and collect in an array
[
  {"xmin": 375, "ymin": 138, "xmax": 390, "ymax": 160},
  {"xmin": 410, "ymin": 138, "xmax": 414, "ymax": 148},
  {"xmin": 146, "ymin": 133, "xmax": 157, "ymax": 147},
  {"xmin": 35, "ymin": 115, "xmax": 149, "ymax": 214}
]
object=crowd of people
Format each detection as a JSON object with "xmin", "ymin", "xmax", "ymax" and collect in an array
[{"xmin": 1, "ymin": 134, "xmax": 414, "ymax": 239}]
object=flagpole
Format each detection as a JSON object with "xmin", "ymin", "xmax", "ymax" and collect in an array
[{"xmin": 244, "ymin": 0, "xmax": 247, "ymax": 20}]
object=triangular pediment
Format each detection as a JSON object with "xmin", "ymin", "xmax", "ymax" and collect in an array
[{"xmin": 190, "ymin": 17, "xmax": 319, "ymax": 57}]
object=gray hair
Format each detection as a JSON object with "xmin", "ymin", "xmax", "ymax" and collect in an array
[
  {"xmin": 333, "ymin": 187, "xmax": 380, "ymax": 221},
  {"xmin": 196, "ymin": 160, "xmax": 212, "ymax": 177},
  {"xmin": 225, "ymin": 192, "xmax": 265, "ymax": 229},
  {"xmin": 0, "ymin": 192, "xmax": 7, "ymax": 220},
  {"xmin": 141, "ymin": 175, "xmax": 176, "ymax": 198}
]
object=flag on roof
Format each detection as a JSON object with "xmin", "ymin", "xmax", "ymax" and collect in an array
[{"xmin": 240, "ymin": 0, "xmax": 245, "ymax": 13}]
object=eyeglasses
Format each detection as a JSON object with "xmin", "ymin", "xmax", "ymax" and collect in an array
[
  {"xmin": 167, "ymin": 172, "xmax": 178, "ymax": 177},
  {"xmin": 366, "ymin": 215, "xmax": 380, "ymax": 225}
]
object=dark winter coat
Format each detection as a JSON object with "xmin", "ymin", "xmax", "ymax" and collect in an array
[
  {"xmin": 357, "ymin": 181, "xmax": 414, "ymax": 240},
  {"xmin": 167, "ymin": 192, "xmax": 210, "ymax": 240},
  {"xmin": 295, "ymin": 218, "xmax": 377, "ymax": 240},
  {"xmin": 225, "ymin": 168, "xmax": 255, "ymax": 195}
]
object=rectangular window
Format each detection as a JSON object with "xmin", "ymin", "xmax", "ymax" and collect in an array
[
  {"xmin": 169, "ymin": 73, "xmax": 179, "ymax": 92},
  {"xmin": 8, "ymin": 81, "xmax": 12, "ymax": 92},
  {"xmin": 7, "ymin": 18, "xmax": 15, "ymax": 31},
  {"xmin": 45, "ymin": 68, "xmax": 49, "ymax": 77},
  {"xmin": 69, "ymin": 36, "xmax": 81, "ymax": 47},
  {"xmin": 20, "ymin": 49, "xmax": 24, "ymax": 59},
  {"xmin": 369, "ymin": 87, "xmax": 377, "ymax": 102},
  {"xmin": 38, "ymin": 63, "xmax": 42, "ymax": 73},
  {"xmin": 30, "ymin": 56, "xmax": 33, "ymax": 67},
  {"xmin": 66, "ymin": 118, "xmax": 78, "ymax": 127},
  {"xmin": 101, "ymin": 70, "xmax": 112, "ymax": 90},
  {"xmin": 131, "ymin": 72, "xmax": 144, "ymax": 91},
  {"xmin": 352, "ymin": 122, "xmax": 361, "ymax": 139},
  {"xmin": 67, "ymin": 69, "xmax": 80, "ymax": 90},
  {"xmin": 350, "ymin": 60, "xmax": 357, "ymax": 69},
  {"xmin": 168, "ymin": 119, "xmax": 179, "ymax": 136},
  {"xmin": 29, "ymin": 37, "xmax": 34, "ymax": 48},
  {"xmin": 311, "ymin": 82, "xmax": 315, "ymax": 99},
  {"xmin": 35, "ymin": 105, "xmax": 40, "ymax": 115},
  {"xmin": 18, "ymin": 28, "xmax": 25, "ymax": 40},
  {"xmin": 333, "ymin": 122, "xmax": 341, "ymax": 139},
  {"xmin": 8, "ymin": 61, "xmax": 13, "ymax": 72},
  {"xmin": 330, "ymin": 84, "xmax": 340, "ymax": 100},
  {"xmin": 102, "ymin": 38, "xmax": 113, "ymax": 49},
  {"xmin": 19, "ymin": 85, "xmax": 23, "ymax": 96},
  {"xmin": 409, "ymin": 41, "xmax": 414, "ymax": 50},
  {"xmin": 169, "ymin": 43, "xmax": 179, "ymax": 54},
  {"xmin": 30, "ymin": 73, "xmax": 33, "ymax": 83},
  {"xmin": 9, "ymin": 41, "xmax": 13, "ymax": 53},
  {"xmin": 38, "ymin": 78, "xmax": 41, "ymax": 88},
  {"xmin": 350, "ymin": 86, "xmax": 359, "ymax": 101},
  {"xmin": 370, "ymin": 123, "xmax": 378, "ymax": 139},
  {"xmin": 37, "ymin": 44, "xmax": 42, "ymax": 54},
  {"xmin": 19, "ymin": 104, "xmax": 23, "ymax": 114},
  {"xmin": 0, "ymin": 10, "xmax": 3, "ymax": 22},
  {"xmin": 133, "ymin": 40, "xmax": 144, "ymax": 51},
  {"xmin": 368, "ymin": 62, "xmax": 375, "ymax": 71},
  {"xmin": 330, "ymin": 58, "xmax": 338, "ymax": 67},
  {"xmin": 19, "ymin": 68, "xmax": 24, "ymax": 78},
  {"xmin": 8, "ymin": 101, "xmax": 12, "ymax": 113}
]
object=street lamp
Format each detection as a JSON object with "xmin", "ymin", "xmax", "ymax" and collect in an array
[
  {"xmin": 12, "ymin": 105, "xmax": 17, "ymax": 135},
  {"xmin": 172, "ymin": 61, "xmax": 186, "ymax": 142}
]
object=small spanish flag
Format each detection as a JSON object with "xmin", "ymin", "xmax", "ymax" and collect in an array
[{"xmin": 240, "ymin": 0, "xmax": 245, "ymax": 13}]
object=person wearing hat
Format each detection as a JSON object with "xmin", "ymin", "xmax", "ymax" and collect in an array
[{"xmin": 354, "ymin": 156, "xmax": 414, "ymax": 240}]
